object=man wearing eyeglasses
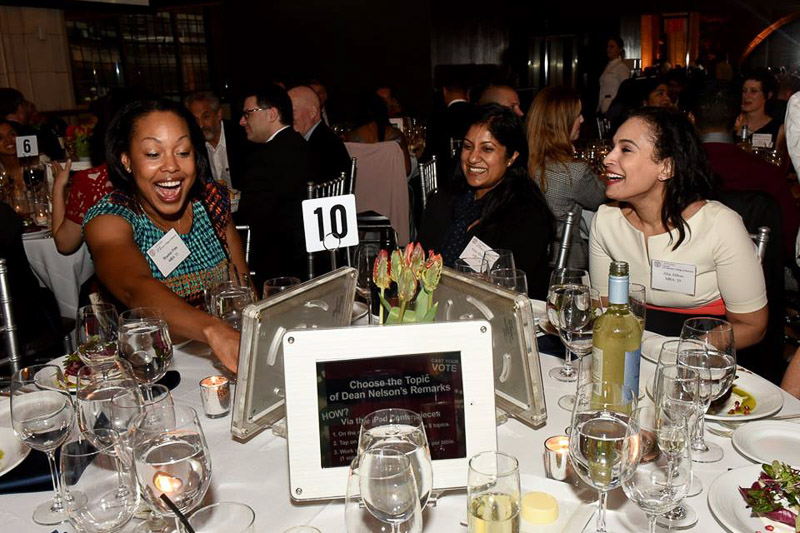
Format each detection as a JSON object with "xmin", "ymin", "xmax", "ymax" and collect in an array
[{"xmin": 237, "ymin": 83, "xmax": 314, "ymax": 285}]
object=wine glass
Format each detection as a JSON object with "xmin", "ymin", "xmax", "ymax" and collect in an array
[
  {"xmin": 622, "ymin": 405, "xmax": 692, "ymax": 533},
  {"xmin": 489, "ymin": 268, "xmax": 528, "ymax": 294},
  {"xmin": 119, "ymin": 307, "xmax": 173, "ymax": 397},
  {"xmin": 189, "ymin": 502, "xmax": 256, "ymax": 533},
  {"xmin": 480, "ymin": 249, "xmax": 515, "ymax": 277},
  {"xmin": 628, "ymin": 283, "xmax": 646, "ymax": 331},
  {"xmin": 76, "ymin": 303, "xmax": 120, "ymax": 366},
  {"xmin": 467, "ymin": 451, "xmax": 520, "ymax": 533},
  {"xmin": 132, "ymin": 404, "xmax": 211, "ymax": 533},
  {"xmin": 677, "ymin": 317, "xmax": 736, "ymax": 463},
  {"xmin": 213, "ymin": 286, "xmax": 254, "ymax": 331},
  {"xmin": 111, "ymin": 384, "xmax": 174, "ymax": 468},
  {"xmin": 10, "ymin": 364, "xmax": 75, "ymax": 525},
  {"xmin": 358, "ymin": 409, "xmax": 432, "ymax": 511},
  {"xmin": 76, "ymin": 359, "xmax": 139, "ymax": 448},
  {"xmin": 556, "ymin": 286, "xmax": 602, "ymax": 410},
  {"xmin": 453, "ymin": 258, "xmax": 483, "ymax": 278},
  {"xmin": 60, "ymin": 431, "xmax": 139, "ymax": 532},
  {"xmin": 569, "ymin": 381, "xmax": 639, "ymax": 533},
  {"xmin": 547, "ymin": 268, "xmax": 590, "ymax": 381},
  {"xmin": 345, "ymin": 449, "xmax": 422, "ymax": 533},
  {"xmin": 353, "ymin": 243, "xmax": 380, "ymax": 324},
  {"xmin": 262, "ymin": 276, "xmax": 301, "ymax": 298}
]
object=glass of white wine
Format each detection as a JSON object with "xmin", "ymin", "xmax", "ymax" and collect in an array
[{"xmin": 467, "ymin": 451, "xmax": 520, "ymax": 533}]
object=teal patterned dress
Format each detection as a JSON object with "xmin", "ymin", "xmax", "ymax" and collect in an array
[{"xmin": 84, "ymin": 178, "xmax": 231, "ymax": 307}]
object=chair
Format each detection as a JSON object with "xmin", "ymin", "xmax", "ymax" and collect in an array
[
  {"xmin": 449, "ymin": 138, "xmax": 462, "ymax": 158},
  {"xmin": 0, "ymin": 258, "xmax": 21, "ymax": 371},
  {"xmin": 306, "ymin": 174, "xmax": 348, "ymax": 279},
  {"xmin": 751, "ymin": 226, "xmax": 770, "ymax": 264},
  {"xmin": 553, "ymin": 211, "xmax": 578, "ymax": 269},
  {"xmin": 418, "ymin": 155, "xmax": 438, "ymax": 211},
  {"xmin": 235, "ymin": 224, "xmax": 255, "ymax": 277}
]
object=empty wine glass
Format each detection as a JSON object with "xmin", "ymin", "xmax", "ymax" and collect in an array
[
  {"xmin": 189, "ymin": 502, "xmax": 256, "ymax": 533},
  {"xmin": 132, "ymin": 404, "xmax": 211, "ymax": 533},
  {"xmin": 10, "ymin": 364, "xmax": 75, "ymax": 525},
  {"xmin": 556, "ymin": 286, "xmax": 602, "ymax": 410},
  {"xmin": 345, "ymin": 449, "xmax": 422, "ymax": 533},
  {"xmin": 547, "ymin": 268, "xmax": 590, "ymax": 382},
  {"xmin": 489, "ymin": 268, "xmax": 528, "ymax": 294},
  {"xmin": 453, "ymin": 258, "xmax": 484, "ymax": 278},
  {"xmin": 358, "ymin": 409, "xmax": 432, "ymax": 511},
  {"xmin": 480, "ymin": 249, "xmax": 515, "ymax": 277},
  {"xmin": 353, "ymin": 243, "xmax": 380, "ymax": 324},
  {"xmin": 119, "ymin": 307, "xmax": 173, "ymax": 397},
  {"xmin": 569, "ymin": 381, "xmax": 639, "ymax": 533},
  {"xmin": 677, "ymin": 317, "xmax": 736, "ymax": 463},
  {"xmin": 467, "ymin": 451, "xmax": 520, "ymax": 533},
  {"xmin": 76, "ymin": 359, "xmax": 138, "ymax": 448},
  {"xmin": 622, "ymin": 405, "xmax": 692, "ymax": 533},
  {"xmin": 262, "ymin": 276, "xmax": 301, "ymax": 298},
  {"xmin": 76, "ymin": 303, "xmax": 120, "ymax": 366},
  {"xmin": 60, "ymin": 431, "xmax": 139, "ymax": 533}
]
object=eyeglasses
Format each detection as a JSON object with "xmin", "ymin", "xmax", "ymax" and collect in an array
[{"xmin": 242, "ymin": 107, "xmax": 268, "ymax": 120}]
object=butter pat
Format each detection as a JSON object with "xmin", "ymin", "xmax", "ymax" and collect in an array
[{"xmin": 521, "ymin": 491, "xmax": 558, "ymax": 524}]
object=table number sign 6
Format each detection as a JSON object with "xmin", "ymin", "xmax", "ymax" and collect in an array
[
  {"xmin": 301, "ymin": 194, "xmax": 359, "ymax": 253},
  {"xmin": 16, "ymin": 135, "xmax": 39, "ymax": 158}
]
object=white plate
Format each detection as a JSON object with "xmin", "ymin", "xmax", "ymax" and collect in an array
[
  {"xmin": 645, "ymin": 367, "xmax": 783, "ymax": 421},
  {"xmin": 640, "ymin": 334, "xmax": 679, "ymax": 364},
  {"xmin": 519, "ymin": 474, "xmax": 596, "ymax": 533},
  {"xmin": 708, "ymin": 464, "xmax": 795, "ymax": 533},
  {"xmin": 732, "ymin": 421, "xmax": 800, "ymax": 466},
  {"xmin": 21, "ymin": 228, "xmax": 51, "ymax": 240},
  {"xmin": 35, "ymin": 355, "xmax": 80, "ymax": 392},
  {"xmin": 0, "ymin": 427, "xmax": 30, "ymax": 478}
]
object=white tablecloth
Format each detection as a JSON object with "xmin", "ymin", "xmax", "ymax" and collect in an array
[
  {"xmin": 0, "ymin": 336, "xmax": 798, "ymax": 532},
  {"xmin": 22, "ymin": 238, "xmax": 94, "ymax": 318}
]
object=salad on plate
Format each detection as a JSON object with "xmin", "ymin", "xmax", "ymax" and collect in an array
[{"xmin": 739, "ymin": 461, "xmax": 800, "ymax": 532}]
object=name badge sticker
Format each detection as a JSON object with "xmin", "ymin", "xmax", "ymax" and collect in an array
[
  {"xmin": 651, "ymin": 259, "xmax": 696, "ymax": 296},
  {"xmin": 147, "ymin": 228, "xmax": 191, "ymax": 277}
]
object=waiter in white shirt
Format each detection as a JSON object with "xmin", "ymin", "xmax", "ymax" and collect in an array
[{"xmin": 597, "ymin": 36, "xmax": 631, "ymax": 115}]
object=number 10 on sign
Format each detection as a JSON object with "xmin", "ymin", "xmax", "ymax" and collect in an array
[{"xmin": 301, "ymin": 194, "xmax": 359, "ymax": 253}]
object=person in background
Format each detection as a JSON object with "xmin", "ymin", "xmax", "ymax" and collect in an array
[
  {"xmin": 478, "ymin": 85, "xmax": 524, "ymax": 118},
  {"xmin": 640, "ymin": 77, "xmax": 674, "ymax": 108},
  {"xmin": 0, "ymin": 87, "xmax": 64, "ymax": 160},
  {"xmin": 288, "ymin": 85, "xmax": 351, "ymax": 180},
  {"xmin": 0, "ymin": 119, "xmax": 25, "ymax": 200},
  {"xmin": 736, "ymin": 69, "xmax": 781, "ymax": 147},
  {"xmin": 419, "ymin": 104, "xmax": 555, "ymax": 298},
  {"xmin": 781, "ymin": 346, "xmax": 800, "ymax": 399},
  {"xmin": 589, "ymin": 107, "xmax": 767, "ymax": 349},
  {"xmin": 344, "ymin": 93, "xmax": 411, "ymax": 175},
  {"xmin": 185, "ymin": 91, "xmax": 249, "ymax": 192},
  {"xmin": 597, "ymin": 36, "xmax": 631, "ymax": 115},
  {"xmin": 83, "ymin": 98, "xmax": 247, "ymax": 372},
  {"xmin": 308, "ymin": 79, "xmax": 330, "ymax": 125},
  {"xmin": 526, "ymin": 86, "xmax": 606, "ymax": 270},
  {"xmin": 376, "ymin": 86, "xmax": 403, "ymax": 117},
  {"xmin": 424, "ymin": 75, "xmax": 473, "ymax": 175}
]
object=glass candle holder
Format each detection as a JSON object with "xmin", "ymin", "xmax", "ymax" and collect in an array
[
  {"xmin": 199, "ymin": 375, "xmax": 231, "ymax": 418},
  {"xmin": 544, "ymin": 435, "xmax": 571, "ymax": 481}
]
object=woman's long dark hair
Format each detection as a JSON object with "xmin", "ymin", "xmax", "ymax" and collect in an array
[{"xmin": 628, "ymin": 107, "xmax": 716, "ymax": 249}]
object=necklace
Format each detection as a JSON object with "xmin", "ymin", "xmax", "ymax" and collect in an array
[{"xmin": 140, "ymin": 199, "xmax": 193, "ymax": 234}]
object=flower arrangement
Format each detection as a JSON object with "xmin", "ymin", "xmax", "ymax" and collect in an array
[
  {"xmin": 373, "ymin": 243, "xmax": 443, "ymax": 324},
  {"xmin": 66, "ymin": 124, "xmax": 94, "ymax": 160}
]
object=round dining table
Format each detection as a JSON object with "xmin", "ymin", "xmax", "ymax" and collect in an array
[{"xmin": 0, "ymin": 329, "xmax": 798, "ymax": 532}]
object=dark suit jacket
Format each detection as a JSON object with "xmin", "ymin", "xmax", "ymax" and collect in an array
[
  {"xmin": 423, "ymin": 100, "xmax": 472, "ymax": 167},
  {"xmin": 238, "ymin": 127, "xmax": 314, "ymax": 283},
  {"xmin": 221, "ymin": 119, "xmax": 250, "ymax": 190},
  {"xmin": 308, "ymin": 122, "xmax": 351, "ymax": 181}
]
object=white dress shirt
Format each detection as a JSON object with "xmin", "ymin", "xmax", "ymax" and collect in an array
[
  {"xmin": 597, "ymin": 58, "xmax": 631, "ymax": 114},
  {"xmin": 206, "ymin": 121, "xmax": 232, "ymax": 190}
]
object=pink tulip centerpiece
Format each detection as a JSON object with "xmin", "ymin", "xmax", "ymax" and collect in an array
[{"xmin": 373, "ymin": 243, "xmax": 443, "ymax": 324}]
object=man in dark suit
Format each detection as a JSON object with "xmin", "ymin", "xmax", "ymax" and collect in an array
[
  {"xmin": 423, "ymin": 78, "xmax": 473, "ymax": 175},
  {"xmin": 238, "ymin": 84, "xmax": 314, "ymax": 284},
  {"xmin": 185, "ymin": 91, "xmax": 249, "ymax": 191},
  {"xmin": 288, "ymin": 85, "xmax": 350, "ymax": 181}
]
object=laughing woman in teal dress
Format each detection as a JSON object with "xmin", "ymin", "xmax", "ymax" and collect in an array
[{"xmin": 83, "ymin": 99, "xmax": 248, "ymax": 373}]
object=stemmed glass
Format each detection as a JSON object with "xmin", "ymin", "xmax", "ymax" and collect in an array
[
  {"xmin": 262, "ymin": 277, "xmax": 301, "ymax": 298},
  {"xmin": 358, "ymin": 409, "xmax": 432, "ymax": 511},
  {"xmin": 489, "ymin": 268, "xmax": 528, "ymax": 294},
  {"xmin": 213, "ymin": 286, "xmax": 254, "ymax": 331},
  {"xmin": 353, "ymin": 243, "xmax": 380, "ymax": 324},
  {"xmin": 628, "ymin": 283, "xmax": 647, "ymax": 331},
  {"xmin": 653, "ymin": 364, "xmax": 702, "ymax": 529},
  {"xmin": 345, "ymin": 448, "xmax": 422, "ymax": 533},
  {"xmin": 118, "ymin": 307, "xmax": 173, "ymax": 398},
  {"xmin": 467, "ymin": 451, "xmax": 520, "ymax": 533},
  {"xmin": 569, "ymin": 381, "xmax": 639, "ymax": 533},
  {"xmin": 677, "ymin": 317, "xmax": 736, "ymax": 463},
  {"xmin": 60, "ymin": 432, "xmax": 139, "ymax": 532},
  {"xmin": 10, "ymin": 364, "xmax": 75, "ymax": 525},
  {"xmin": 547, "ymin": 268, "xmax": 590, "ymax": 381},
  {"xmin": 76, "ymin": 359, "xmax": 139, "ymax": 446},
  {"xmin": 481, "ymin": 249, "xmax": 515, "ymax": 277},
  {"xmin": 622, "ymin": 405, "xmax": 692, "ymax": 533},
  {"xmin": 556, "ymin": 286, "xmax": 602, "ymax": 410},
  {"xmin": 132, "ymin": 404, "xmax": 211, "ymax": 533},
  {"xmin": 76, "ymin": 303, "xmax": 120, "ymax": 366}
]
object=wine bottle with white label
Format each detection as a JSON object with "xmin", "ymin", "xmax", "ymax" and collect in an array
[{"xmin": 591, "ymin": 261, "xmax": 643, "ymax": 400}]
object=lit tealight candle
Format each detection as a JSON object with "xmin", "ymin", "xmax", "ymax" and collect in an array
[
  {"xmin": 544, "ymin": 435, "xmax": 570, "ymax": 480},
  {"xmin": 153, "ymin": 471, "xmax": 183, "ymax": 493},
  {"xmin": 199, "ymin": 375, "xmax": 231, "ymax": 418}
]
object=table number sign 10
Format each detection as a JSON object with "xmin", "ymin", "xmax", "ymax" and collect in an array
[
  {"xmin": 16, "ymin": 135, "xmax": 39, "ymax": 158},
  {"xmin": 301, "ymin": 194, "xmax": 359, "ymax": 253}
]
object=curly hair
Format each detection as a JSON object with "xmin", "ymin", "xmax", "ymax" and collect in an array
[
  {"xmin": 627, "ymin": 107, "xmax": 716, "ymax": 250},
  {"xmin": 525, "ymin": 86, "xmax": 581, "ymax": 192},
  {"xmin": 105, "ymin": 98, "xmax": 210, "ymax": 198}
]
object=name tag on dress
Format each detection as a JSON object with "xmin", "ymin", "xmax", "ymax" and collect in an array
[
  {"xmin": 651, "ymin": 259, "xmax": 696, "ymax": 295},
  {"xmin": 751, "ymin": 133, "xmax": 773, "ymax": 148},
  {"xmin": 147, "ymin": 228, "xmax": 190, "ymax": 277}
]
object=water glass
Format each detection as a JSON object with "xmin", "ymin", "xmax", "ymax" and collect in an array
[
  {"xmin": 76, "ymin": 359, "xmax": 138, "ymax": 448},
  {"xmin": 188, "ymin": 502, "xmax": 255, "ymax": 533},
  {"xmin": 353, "ymin": 243, "xmax": 379, "ymax": 323},
  {"xmin": 119, "ymin": 307, "xmax": 173, "ymax": 392},
  {"xmin": 556, "ymin": 287, "xmax": 602, "ymax": 410},
  {"xmin": 213, "ymin": 286, "xmax": 253, "ymax": 331},
  {"xmin": 467, "ymin": 451, "xmax": 520, "ymax": 533},
  {"xmin": 76, "ymin": 303, "xmax": 120, "ymax": 366},
  {"xmin": 262, "ymin": 276, "xmax": 302, "ymax": 298},
  {"xmin": 547, "ymin": 268, "xmax": 590, "ymax": 382},
  {"xmin": 480, "ymin": 249, "xmax": 515, "ymax": 276},
  {"xmin": 489, "ymin": 268, "xmax": 528, "ymax": 294}
]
